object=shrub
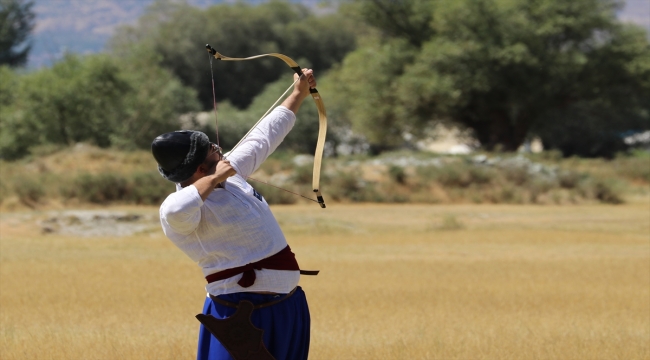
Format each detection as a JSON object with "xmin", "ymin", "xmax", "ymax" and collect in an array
[
  {"xmin": 558, "ymin": 170, "xmax": 583, "ymax": 189},
  {"xmin": 528, "ymin": 178, "xmax": 557, "ymax": 203},
  {"xmin": 328, "ymin": 170, "xmax": 381, "ymax": 202},
  {"xmin": 498, "ymin": 185, "xmax": 521, "ymax": 204},
  {"xmin": 291, "ymin": 165, "xmax": 313, "ymax": 185},
  {"xmin": 592, "ymin": 179, "xmax": 624, "ymax": 204},
  {"xmin": 13, "ymin": 176, "xmax": 45, "ymax": 206},
  {"xmin": 0, "ymin": 177, "xmax": 8, "ymax": 205},
  {"xmin": 128, "ymin": 171, "xmax": 173, "ymax": 205},
  {"xmin": 387, "ymin": 165, "xmax": 407, "ymax": 184},
  {"xmin": 432, "ymin": 164, "xmax": 472, "ymax": 188},
  {"xmin": 438, "ymin": 214, "xmax": 464, "ymax": 230},
  {"xmin": 416, "ymin": 164, "xmax": 438, "ymax": 182},
  {"xmin": 71, "ymin": 173, "xmax": 129, "ymax": 204},
  {"xmin": 576, "ymin": 177, "xmax": 624, "ymax": 204},
  {"xmin": 502, "ymin": 166, "xmax": 529, "ymax": 186},
  {"xmin": 468, "ymin": 166, "xmax": 496, "ymax": 185},
  {"xmin": 614, "ymin": 152, "xmax": 650, "ymax": 183},
  {"xmin": 251, "ymin": 183, "xmax": 297, "ymax": 205}
]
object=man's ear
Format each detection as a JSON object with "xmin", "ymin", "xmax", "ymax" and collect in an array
[{"xmin": 196, "ymin": 163, "xmax": 209, "ymax": 175}]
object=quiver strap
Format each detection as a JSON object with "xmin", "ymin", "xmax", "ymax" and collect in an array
[{"xmin": 196, "ymin": 300, "xmax": 275, "ymax": 360}]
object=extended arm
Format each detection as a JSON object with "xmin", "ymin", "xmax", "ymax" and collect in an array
[
  {"xmin": 227, "ymin": 69, "xmax": 317, "ymax": 179},
  {"xmin": 281, "ymin": 69, "xmax": 316, "ymax": 114}
]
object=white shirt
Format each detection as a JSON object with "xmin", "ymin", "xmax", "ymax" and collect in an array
[{"xmin": 159, "ymin": 106, "xmax": 300, "ymax": 295}]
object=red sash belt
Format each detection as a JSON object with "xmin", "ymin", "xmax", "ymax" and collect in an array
[{"xmin": 205, "ymin": 245, "xmax": 317, "ymax": 288}]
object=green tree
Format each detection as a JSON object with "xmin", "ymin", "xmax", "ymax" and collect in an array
[
  {"xmin": 0, "ymin": 54, "xmax": 200, "ymax": 159},
  {"xmin": 357, "ymin": 0, "xmax": 435, "ymax": 47},
  {"xmin": 322, "ymin": 38, "xmax": 418, "ymax": 153},
  {"xmin": 112, "ymin": 50, "xmax": 202, "ymax": 149},
  {"xmin": 0, "ymin": 65, "xmax": 26, "ymax": 159},
  {"xmin": 20, "ymin": 55, "xmax": 131, "ymax": 147},
  {"xmin": 331, "ymin": 0, "xmax": 650, "ymax": 156},
  {"xmin": 205, "ymin": 76, "xmax": 321, "ymax": 154},
  {"xmin": 109, "ymin": 0, "xmax": 357, "ymax": 110},
  {"xmin": 0, "ymin": 0, "xmax": 35, "ymax": 67}
]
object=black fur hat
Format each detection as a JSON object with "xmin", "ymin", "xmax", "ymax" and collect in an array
[{"xmin": 151, "ymin": 130, "xmax": 210, "ymax": 183}]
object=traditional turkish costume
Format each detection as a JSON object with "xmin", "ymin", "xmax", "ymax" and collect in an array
[{"xmin": 157, "ymin": 106, "xmax": 313, "ymax": 360}]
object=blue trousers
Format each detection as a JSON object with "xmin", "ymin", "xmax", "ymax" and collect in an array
[{"xmin": 197, "ymin": 286, "xmax": 310, "ymax": 360}]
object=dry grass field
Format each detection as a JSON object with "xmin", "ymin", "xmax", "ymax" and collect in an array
[{"xmin": 1, "ymin": 200, "xmax": 648, "ymax": 359}]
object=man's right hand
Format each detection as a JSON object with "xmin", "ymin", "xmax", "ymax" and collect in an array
[
  {"xmin": 193, "ymin": 159, "xmax": 237, "ymax": 200},
  {"xmin": 212, "ymin": 160, "xmax": 236, "ymax": 185}
]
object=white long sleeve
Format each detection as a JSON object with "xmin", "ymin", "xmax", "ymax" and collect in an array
[{"xmin": 226, "ymin": 106, "xmax": 296, "ymax": 179}]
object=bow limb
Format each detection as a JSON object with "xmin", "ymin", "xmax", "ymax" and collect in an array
[
  {"xmin": 206, "ymin": 45, "xmax": 327, "ymax": 208},
  {"xmin": 311, "ymin": 94, "xmax": 326, "ymax": 208}
]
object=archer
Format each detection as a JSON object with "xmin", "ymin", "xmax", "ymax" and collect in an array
[{"xmin": 151, "ymin": 69, "xmax": 318, "ymax": 360}]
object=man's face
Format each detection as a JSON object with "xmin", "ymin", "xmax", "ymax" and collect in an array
[
  {"xmin": 207, "ymin": 142, "xmax": 222, "ymax": 159},
  {"xmin": 202, "ymin": 142, "xmax": 223, "ymax": 175}
]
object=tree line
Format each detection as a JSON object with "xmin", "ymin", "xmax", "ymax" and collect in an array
[
  {"xmin": 1, "ymin": 0, "xmax": 649, "ymax": 160},
  {"xmin": 326, "ymin": 0, "xmax": 650, "ymax": 156}
]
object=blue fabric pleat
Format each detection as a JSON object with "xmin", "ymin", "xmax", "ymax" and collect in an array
[{"xmin": 197, "ymin": 286, "xmax": 310, "ymax": 360}]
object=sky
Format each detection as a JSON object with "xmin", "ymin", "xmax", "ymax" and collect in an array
[{"xmin": 26, "ymin": 0, "xmax": 650, "ymax": 69}]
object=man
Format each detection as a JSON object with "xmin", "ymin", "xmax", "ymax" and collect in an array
[{"xmin": 151, "ymin": 69, "xmax": 318, "ymax": 360}]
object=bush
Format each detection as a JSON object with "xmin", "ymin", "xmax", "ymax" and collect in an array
[
  {"xmin": 614, "ymin": 152, "xmax": 650, "ymax": 183},
  {"xmin": 128, "ymin": 171, "xmax": 173, "ymax": 205},
  {"xmin": 498, "ymin": 185, "xmax": 523, "ymax": 204},
  {"xmin": 387, "ymin": 165, "xmax": 407, "ymax": 184},
  {"xmin": 468, "ymin": 166, "xmax": 496, "ymax": 185},
  {"xmin": 528, "ymin": 178, "xmax": 557, "ymax": 203},
  {"xmin": 438, "ymin": 214, "xmax": 464, "ymax": 230},
  {"xmin": 592, "ymin": 179, "xmax": 624, "ymax": 204},
  {"xmin": 502, "ymin": 166, "xmax": 529, "ymax": 186},
  {"xmin": 417, "ymin": 162, "xmax": 496, "ymax": 189},
  {"xmin": 576, "ymin": 177, "xmax": 624, "ymax": 204},
  {"xmin": 0, "ymin": 172, "xmax": 10, "ymax": 204},
  {"xmin": 558, "ymin": 170, "xmax": 583, "ymax": 189},
  {"xmin": 1, "ymin": 54, "xmax": 200, "ymax": 160},
  {"xmin": 291, "ymin": 164, "xmax": 313, "ymax": 185},
  {"xmin": 328, "ymin": 170, "xmax": 381, "ymax": 202},
  {"xmin": 70, "ymin": 173, "xmax": 129, "ymax": 204},
  {"xmin": 251, "ymin": 183, "xmax": 298, "ymax": 205},
  {"xmin": 13, "ymin": 176, "xmax": 44, "ymax": 206},
  {"xmin": 428, "ymin": 164, "xmax": 472, "ymax": 188}
]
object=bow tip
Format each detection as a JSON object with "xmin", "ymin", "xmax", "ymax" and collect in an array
[{"xmin": 316, "ymin": 195, "xmax": 326, "ymax": 209}]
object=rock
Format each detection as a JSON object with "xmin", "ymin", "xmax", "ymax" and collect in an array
[{"xmin": 293, "ymin": 155, "xmax": 314, "ymax": 167}]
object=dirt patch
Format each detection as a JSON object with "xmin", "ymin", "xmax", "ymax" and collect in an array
[{"xmin": 38, "ymin": 210, "xmax": 160, "ymax": 237}]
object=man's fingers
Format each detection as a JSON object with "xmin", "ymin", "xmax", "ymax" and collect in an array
[
  {"xmin": 300, "ymin": 68, "xmax": 316, "ymax": 88},
  {"xmin": 217, "ymin": 160, "xmax": 236, "ymax": 177}
]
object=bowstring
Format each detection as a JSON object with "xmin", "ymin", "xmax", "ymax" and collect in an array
[
  {"xmin": 208, "ymin": 54, "xmax": 220, "ymax": 146},
  {"xmin": 247, "ymin": 177, "xmax": 318, "ymax": 204},
  {"xmin": 227, "ymin": 76, "xmax": 300, "ymax": 156}
]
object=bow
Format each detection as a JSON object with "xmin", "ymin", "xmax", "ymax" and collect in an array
[{"xmin": 205, "ymin": 44, "xmax": 327, "ymax": 208}]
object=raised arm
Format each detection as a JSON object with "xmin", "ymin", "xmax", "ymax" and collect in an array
[
  {"xmin": 281, "ymin": 68, "xmax": 316, "ymax": 114},
  {"xmin": 227, "ymin": 69, "xmax": 317, "ymax": 179}
]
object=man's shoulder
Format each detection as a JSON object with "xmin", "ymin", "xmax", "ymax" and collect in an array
[
  {"xmin": 159, "ymin": 185, "xmax": 202, "ymax": 215},
  {"xmin": 228, "ymin": 174, "xmax": 247, "ymax": 186}
]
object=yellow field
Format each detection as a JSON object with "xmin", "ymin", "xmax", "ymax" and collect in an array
[{"xmin": 1, "ymin": 202, "xmax": 648, "ymax": 359}]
